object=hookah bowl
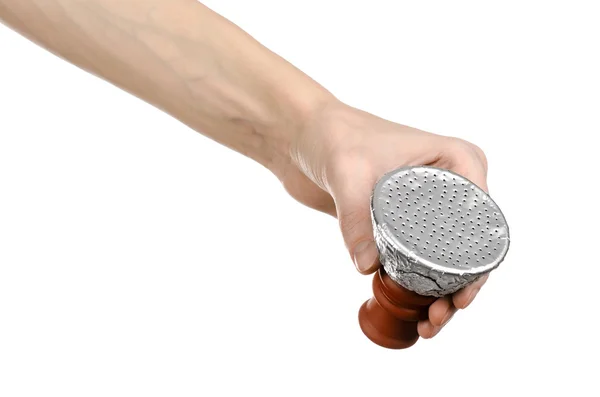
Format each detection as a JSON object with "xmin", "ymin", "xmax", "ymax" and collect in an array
[{"xmin": 358, "ymin": 166, "xmax": 510, "ymax": 349}]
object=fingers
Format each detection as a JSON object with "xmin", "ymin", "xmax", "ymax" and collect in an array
[
  {"xmin": 446, "ymin": 139, "xmax": 489, "ymax": 193},
  {"xmin": 352, "ymin": 240, "xmax": 379, "ymax": 274},
  {"xmin": 418, "ymin": 306, "xmax": 457, "ymax": 339},
  {"xmin": 418, "ymin": 275, "xmax": 489, "ymax": 339},
  {"xmin": 418, "ymin": 296, "xmax": 457, "ymax": 339},
  {"xmin": 331, "ymin": 167, "xmax": 380, "ymax": 275},
  {"xmin": 459, "ymin": 156, "xmax": 488, "ymax": 193},
  {"xmin": 338, "ymin": 194, "xmax": 379, "ymax": 274},
  {"xmin": 417, "ymin": 320, "xmax": 438, "ymax": 339},
  {"xmin": 453, "ymin": 274, "xmax": 489, "ymax": 309},
  {"xmin": 427, "ymin": 296, "xmax": 456, "ymax": 327}
]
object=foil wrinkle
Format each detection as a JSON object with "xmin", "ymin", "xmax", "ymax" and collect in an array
[{"xmin": 371, "ymin": 166, "xmax": 510, "ymax": 297}]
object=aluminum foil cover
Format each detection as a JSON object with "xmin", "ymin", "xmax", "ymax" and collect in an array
[{"xmin": 371, "ymin": 166, "xmax": 510, "ymax": 297}]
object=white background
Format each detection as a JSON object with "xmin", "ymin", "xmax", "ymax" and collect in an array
[{"xmin": 1, "ymin": 1, "xmax": 599, "ymax": 396}]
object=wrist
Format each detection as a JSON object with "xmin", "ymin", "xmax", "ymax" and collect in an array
[{"xmin": 257, "ymin": 76, "xmax": 337, "ymax": 180}]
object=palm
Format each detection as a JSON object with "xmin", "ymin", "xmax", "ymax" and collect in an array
[{"xmin": 281, "ymin": 167, "xmax": 336, "ymax": 216}]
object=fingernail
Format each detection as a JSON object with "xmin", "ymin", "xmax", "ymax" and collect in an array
[
  {"xmin": 353, "ymin": 240, "xmax": 378, "ymax": 274},
  {"xmin": 464, "ymin": 288, "xmax": 480, "ymax": 308},
  {"xmin": 441, "ymin": 311, "xmax": 455, "ymax": 327}
]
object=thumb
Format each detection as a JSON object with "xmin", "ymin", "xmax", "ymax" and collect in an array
[{"xmin": 333, "ymin": 174, "xmax": 380, "ymax": 275}]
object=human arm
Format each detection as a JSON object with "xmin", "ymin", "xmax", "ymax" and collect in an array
[{"xmin": 0, "ymin": 0, "xmax": 490, "ymax": 338}]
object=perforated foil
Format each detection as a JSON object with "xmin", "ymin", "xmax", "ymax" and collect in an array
[{"xmin": 371, "ymin": 166, "xmax": 510, "ymax": 297}]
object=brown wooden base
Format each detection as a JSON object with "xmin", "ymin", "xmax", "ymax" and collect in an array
[{"xmin": 358, "ymin": 268, "xmax": 436, "ymax": 349}]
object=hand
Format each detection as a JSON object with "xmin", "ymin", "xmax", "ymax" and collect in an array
[
  {"xmin": 280, "ymin": 100, "xmax": 489, "ymax": 339},
  {"xmin": 0, "ymin": 0, "xmax": 488, "ymax": 341}
]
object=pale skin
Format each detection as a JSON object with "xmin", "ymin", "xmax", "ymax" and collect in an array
[{"xmin": 0, "ymin": 0, "xmax": 490, "ymax": 339}]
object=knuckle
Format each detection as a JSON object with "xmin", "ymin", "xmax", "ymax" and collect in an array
[
  {"xmin": 447, "ymin": 137, "xmax": 488, "ymax": 171},
  {"xmin": 339, "ymin": 209, "xmax": 367, "ymax": 234},
  {"xmin": 470, "ymin": 143, "xmax": 488, "ymax": 171}
]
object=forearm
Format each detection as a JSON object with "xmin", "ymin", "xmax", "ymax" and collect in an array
[{"xmin": 0, "ymin": 0, "xmax": 333, "ymax": 174}]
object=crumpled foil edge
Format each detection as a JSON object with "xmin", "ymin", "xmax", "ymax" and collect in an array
[{"xmin": 371, "ymin": 204, "xmax": 482, "ymax": 297}]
